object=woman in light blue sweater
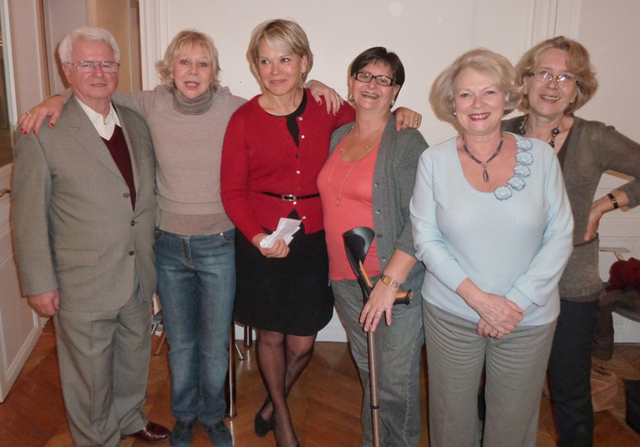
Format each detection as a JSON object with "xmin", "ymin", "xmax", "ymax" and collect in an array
[{"xmin": 410, "ymin": 48, "xmax": 574, "ymax": 447}]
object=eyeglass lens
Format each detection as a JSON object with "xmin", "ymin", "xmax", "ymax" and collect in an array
[
  {"xmin": 74, "ymin": 61, "xmax": 119, "ymax": 72},
  {"xmin": 356, "ymin": 72, "xmax": 393, "ymax": 87},
  {"xmin": 536, "ymin": 71, "xmax": 574, "ymax": 84}
]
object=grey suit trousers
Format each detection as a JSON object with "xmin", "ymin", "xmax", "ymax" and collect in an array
[{"xmin": 54, "ymin": 287, "xmax": 151, "ymax": 446}]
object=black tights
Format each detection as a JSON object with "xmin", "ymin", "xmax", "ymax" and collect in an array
[{"xmin": 257, "ymin": 329, "xmax": 316, "ymax": 447}]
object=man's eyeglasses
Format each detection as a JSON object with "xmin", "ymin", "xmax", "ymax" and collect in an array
[
  {"xmin": 528, "ymin": 70, "xmax": 576, "ymax": 85},
  {"xmin": 354, "ymin": 71, "xmax": 396, "ymax": 87},
  {"xmin": 67, "ymin": 60, "xmax": 120, "ymax": 73}
]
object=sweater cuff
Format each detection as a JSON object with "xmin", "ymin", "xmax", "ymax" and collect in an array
[
  {"xmin": 505, "ymin": 286, "xmax": 533, "ymax": 311},
  {"xmin": 434, "ymin": 258, "xmax": 468, "ymax": 294}
]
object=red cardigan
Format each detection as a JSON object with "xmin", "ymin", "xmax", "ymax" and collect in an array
[{"xmin": 221, "ymin": 90, "xmax": 355, "ymax": 241}]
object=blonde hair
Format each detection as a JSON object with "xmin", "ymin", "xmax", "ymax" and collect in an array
[
  {"xmin": 430, "ymin": 48, "xmax": 521, "ymax": 124},
  {"xmin": 247, "ymin": 19, "xmax": 313, "ymax": 89},
  {"xmin": 156, "ymin": 29, "xmax": 221, "ymax": 92},
  {"xmin": 515, "ymin": 36, "xmax": 598, "ymax": 115}
]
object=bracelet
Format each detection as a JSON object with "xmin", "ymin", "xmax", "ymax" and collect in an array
[
  {"xmin": 380, "ymin": 275, "xmax": 401, "ymax": 289},
  {"xmin": 607, "ymin": 193, "xmax": 619, "ymax": 209}
]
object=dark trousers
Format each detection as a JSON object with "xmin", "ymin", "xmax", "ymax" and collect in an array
[{"xmin": 547, "ymin": 299, "xmax": 599, "ymax": 447}]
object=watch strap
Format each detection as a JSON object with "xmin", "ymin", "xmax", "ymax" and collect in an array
[{"xmin": 380, "ymin": 275, "xmax": 401, "ymax": 289}]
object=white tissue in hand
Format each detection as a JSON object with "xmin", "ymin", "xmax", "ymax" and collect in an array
[{"xmin": 259, "ymin": 218, "xmax": 301, "ymax": 248}]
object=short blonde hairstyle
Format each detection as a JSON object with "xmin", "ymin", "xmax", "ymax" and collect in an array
[
  {"xmin": 247, "ymin": 19, "xmax": 314, "ymax": 89},
  {"xmin": 430, "ymin": 48, "xmax": 521, "ymax": 124},
  {"xmin": 516, "ymin": 36, "xmax": 598, "ymax": 115},
  {"xmin": 156, "ymin": 29, "xmax": 221, "ymax": 92}
]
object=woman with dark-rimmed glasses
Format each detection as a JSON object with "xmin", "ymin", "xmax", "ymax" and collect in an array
[{"xmin": 319, "ymin": 46, "xmax": 427, "ymax": 446}]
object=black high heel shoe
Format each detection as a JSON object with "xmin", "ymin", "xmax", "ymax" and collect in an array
[{"xmin": 254, "ymin": 396, "xmax": 274, "ymax": 437}]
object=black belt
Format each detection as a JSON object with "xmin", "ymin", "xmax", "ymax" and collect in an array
[{"xmin": 262, "ymin": 191, "xmax": 320, "ymax": 201}]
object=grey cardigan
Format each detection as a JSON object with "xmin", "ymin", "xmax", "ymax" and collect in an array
[
  {"xmin": 329, "ymin": 114, "xmax": 428, "ymax": 293},
  {"xmin": 503, "ymin": 115, "xmax": 640, "ymax": 300}
]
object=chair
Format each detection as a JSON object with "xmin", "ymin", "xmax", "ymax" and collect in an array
[
  {"xmin": 600, "ymin": 247, "xmax": 640, "ymax": 322},
  {"xmin": 593, "ymin": 247, "xmax": 640, "ymax": 360},
  {"xmin": 151, "ymin": 309, "xmax": 166, "ymax": 356}
]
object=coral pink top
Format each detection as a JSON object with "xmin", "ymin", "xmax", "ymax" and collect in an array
[{"xmin": 318, "ymin": 140, "xmax": 380, "ymax": 280}]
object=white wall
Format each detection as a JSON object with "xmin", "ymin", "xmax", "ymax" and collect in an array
[
  {"xmin": 4, "ymin": 0, "xmax": 639, "ymax": 345},
  {"xmin": 141, "ymin": 0, "xmax": 561, "ymax": 146},
  {"xmin": 139, "ymin": 0, "xmax": 559, "ymax": 342},
  {"xmin": 140, "ymin": 0, "xmax": 640, "ymax": 341}
]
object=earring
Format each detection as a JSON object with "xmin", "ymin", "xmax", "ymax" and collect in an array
[
  {"xmin": 349, "ymin": 94, "xmax": 354, "ymax": 101},
  {"xmin": 453, "ymin": 111, "xmax": 457, "ymax": 116},
  {"xmin": 390, "ymin": 100, "xmax": 395, "ymax": 107}
]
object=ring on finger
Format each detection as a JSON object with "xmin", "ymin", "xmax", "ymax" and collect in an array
[
  {"xmin": 490, "ymin": 329, "xmax": 498, "ymax": 337},
  {"xmin": 26, "ymin": 111, "xmax": 32, "ymax": 116}
]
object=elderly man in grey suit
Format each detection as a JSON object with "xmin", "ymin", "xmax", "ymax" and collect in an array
[{"xmin": 12, "ymin": 27, "xmax": 170, "ymax": 446}]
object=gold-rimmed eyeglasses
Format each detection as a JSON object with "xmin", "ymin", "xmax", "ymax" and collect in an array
[{"xmin": 528, "ymin": 70, "xmax": 576, "ymax": 85}]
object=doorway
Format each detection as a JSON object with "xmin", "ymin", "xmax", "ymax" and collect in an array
[{"xmin": 0, "ymin": 21, "xmax": 14, "ymax": 168}]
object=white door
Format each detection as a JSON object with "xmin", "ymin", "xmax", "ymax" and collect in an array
[
  {"xmin": 0, "ymin": 0, "xmax": 43, "ymax": 402},
  {"xmin": 0, "ymin": 165, "xmax": 42, "ymax": 402}
]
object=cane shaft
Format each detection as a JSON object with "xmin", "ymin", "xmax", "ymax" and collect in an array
[{"xmin": 368, "ymin": 331, "xmax": 381, "ymax": 447}]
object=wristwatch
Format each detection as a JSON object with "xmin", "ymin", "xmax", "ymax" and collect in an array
[{"xmin": 380, "ymin": 275, "xmax": 401, "ymax": 289}]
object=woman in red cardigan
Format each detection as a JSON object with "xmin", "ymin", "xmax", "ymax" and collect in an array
[{"xmin": 220, "ymin": 19, "xmax": 420, "ymax": 447}]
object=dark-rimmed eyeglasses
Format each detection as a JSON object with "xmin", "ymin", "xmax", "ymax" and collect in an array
[
  {"xmin": 67, "ymin": 60, "xmax": 120, "ymax": 73},
  {"xmin": 528, "ymin": 70, "xmax": 576, "ymax": 85},
  {"xmin": 354, "ymin": 71, "xmax": 396, "ymax": 87}
]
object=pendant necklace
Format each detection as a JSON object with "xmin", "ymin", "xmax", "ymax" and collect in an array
[
  {"xmin": 518, "ymin": 114, "xmax": 560, "ymax": 148},
  {"xmin": 461, "ymin": 134, "xmax": 504, "ymax": 183},
  {"xmin": 548, "ymin": 127, "xmax": 560, "ymax": 148},
  {"xmin": 327, "ymin": 129, "xmax": 381, "ymax": 206}
]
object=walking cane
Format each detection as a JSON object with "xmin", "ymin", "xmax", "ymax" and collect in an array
[{"xmin": 343, "ymin": 227, "xmax": 412, "ymax": 447}]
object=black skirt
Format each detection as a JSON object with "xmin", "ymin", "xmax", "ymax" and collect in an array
[{"xmin": 233, "ymin": 228, "xmax": 334, "ymax": 336}]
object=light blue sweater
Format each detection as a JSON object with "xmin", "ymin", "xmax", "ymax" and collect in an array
[{"xmin": 410, "ymin": 134, "xmax": 574, "ymax": 326}]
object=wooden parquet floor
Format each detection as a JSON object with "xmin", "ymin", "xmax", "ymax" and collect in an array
[{"xmin": 2, "ymin": 321, "xmax": 640, "ymax": 446}]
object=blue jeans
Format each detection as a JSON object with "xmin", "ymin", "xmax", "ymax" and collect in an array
[
  {"xmin": 332, "ymin": 278, "xmax": 424, "ymax": 447},
  {"xmin": 155, "ymin": 228, "xmax": 235, "ymax": 426}
]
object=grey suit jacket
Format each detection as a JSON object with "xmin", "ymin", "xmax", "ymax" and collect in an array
[{"xmin": 12, "ymin": 97, "xmax": 156, "ymax": 312}]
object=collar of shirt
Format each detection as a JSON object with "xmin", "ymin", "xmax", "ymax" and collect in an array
[{"xmin": 76, "ymin": 99, "xmax": 121, "ymax": 139}]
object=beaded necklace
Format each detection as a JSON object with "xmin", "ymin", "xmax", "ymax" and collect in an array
[
  {"xmin": 461, "ymin": 134, "xmax": 504, "ymax": 183},
  {"xmin": 518, "ymin": 114, "xmax": 560, "ymax": 148}
]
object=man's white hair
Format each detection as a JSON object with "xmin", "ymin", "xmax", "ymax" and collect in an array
[{"xmin": 58, "ymin": 27, "xmax": 120, "ymax": 63}]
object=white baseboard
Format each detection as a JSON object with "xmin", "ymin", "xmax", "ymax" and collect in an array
[{"xmin": 613, "ymin": 313, "xmax": 640, "ymax": 343}]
